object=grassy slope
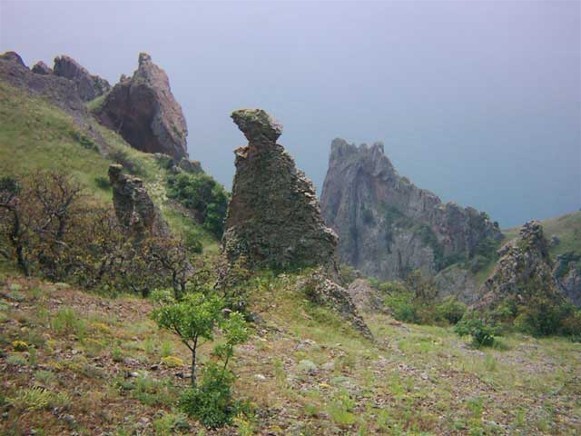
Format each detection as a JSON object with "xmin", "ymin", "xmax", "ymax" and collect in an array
[
  {"xmin": 503, "ymin": 211, "xmax": 581, "ymax": 258},
  {"xmin": 0, "ymin": 275, "xmax": 579, "ymax": 434},
  {"xmin": 0, "ymin": 81, "xmax": 219, "ymax": 253}
]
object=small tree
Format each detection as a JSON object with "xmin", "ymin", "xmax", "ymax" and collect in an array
[{"xmin": 151, "ymin": 291, "xmax": 223, "ymax": 386}]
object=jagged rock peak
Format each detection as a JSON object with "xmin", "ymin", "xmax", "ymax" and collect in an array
[
  {"xmin": 0, "ymin": 51, "xmax": 26, "ymax": 67},
  {"xmin": 321, "ymin": 138, "xmax": 503, "ymax": 284},
  {"xmin": 53, "ymin": 55, "xmax": 111, "ymax": 101},
  {"xmin": 476, "ymin": 220, "xmax": 562, "ymax": 309},
  {"xmin": 95, "ymin": 53, "xmax": 188, "ymax": 160},
  {"xmin": 231, "ymin": 109, "xmax": 283, "ymax": 144},
  {"xmin": 223, "ymin": 109, "xmax": 338, "ymax": 271}
]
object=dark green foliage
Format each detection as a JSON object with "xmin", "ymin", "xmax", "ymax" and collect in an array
[
  {"xmin": 436, "ymin": 296, "xmax": 467, "ymax": 325},
  {"xmin": 166, "ymin": 172, "xmax": 229, "ymax": 238},
  {"xmin": 455, "ymin": 317, "xmax": 496, "ymax": 347},
  {"xmin": 514, "ymin": 297, "xmax": 581, "ymax": 338},
  {"xmin": 179, "ymin": 364, "xmax": 240, "ymax": 428},
  {"xmin": 379, "ymin": 272, "xmax": 466, "ymax": 326},
  {"xmin": 94, "ymin": 176, "xmax": 111, "ymax": 191}
]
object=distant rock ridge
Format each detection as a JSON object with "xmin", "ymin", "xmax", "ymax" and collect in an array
[
  {"xmin": 476, "ymin": 221, "xmax": 564, "ymax": 309},
  {"xmin": 0, "ymin": 51, "xmax": 103, "ymax": 144},
  {"xmin": 95, "ymin": 53, "xmax": 188, "ymax": 160},
  {"xmin": 320, "ymin": 138, "xmax": 503, "ymax": 282},
  {"xmin": 223, "ymin": 109, "xmax": 337, "ymax": 271},
  {"xmin": 53, "ymin": 55, "xmax": 111, "ymax": 101}
]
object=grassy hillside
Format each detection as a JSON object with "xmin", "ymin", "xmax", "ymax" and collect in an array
[
  {"xmin": 0, "ymin": 81, "xmax": 219, "ymax": 252},
  {"xmin": 0, "ymin": 274, "xmax": 579, "ymax": 434},
  {"xmin": 503, "ymin": 211, "xmax": 581, "ymax": 258}
]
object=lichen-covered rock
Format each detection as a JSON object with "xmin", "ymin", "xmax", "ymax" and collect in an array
[
  {"xmin": 300, "ymin": 270, "xmax": 373, "ymax": 339},
  {"xmin": 321, "ymin": 138, "xmax": 503, "ymax": 282},
  {"xmin": 53, "ymin": 55, "xmax": 110, "ymax": 101},
  {"xmin": 346, "ymin": 278, "xmax": 384, "ymax": 313},
  {"xmin": 108, "ymin": 164, "xmax": 167, "ymax": 238},
  {"xmin": 553, "ymin": 253, "xmax": 581, "ymax": 307},
  {"xmin": 476, "ymin": 221, "xmax": 564, "ymax": 309},
  {"xmin": 31, "ymin": 61, "xmax": 52, "ymax": 75},
  {"xmin": 95, "ymin": 53, "xmax": 188, "ymax": 160},
  {"xmin": 223, "ymin": 109, "xmax": 338, "ymax": 271}
]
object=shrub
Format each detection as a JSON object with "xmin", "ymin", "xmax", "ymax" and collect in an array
[
  {"xmin": 435, "ymin": 296, "xmax": 467, "ymax": 324},
  {"xmin": 455, "ymin": 317, "xmax": 496, "ymax": 347},
  {"xmin": 166, "ymin": 172, "xmax": 229, "ymax": 238},
  {"xmin": 179, "ymin": 363, "xmax": 239, "ymax": 428}
]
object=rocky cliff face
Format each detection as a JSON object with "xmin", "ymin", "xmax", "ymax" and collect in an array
[
  {"xmin": 223, "ymin": 109, "xmax": 338, "ymax": 271},
  {"xmin": 320, "ymin": 138, "xmax": 503, "ymax": 281},
  {"xmin": 95, "ymin": 53, "xmax": 188, "ymax": 160},
  {"xmin": 108, "ymin": 164, "xmax": 167, "ymax": 238},
  {"xmin": 554, "ymin": 254, "xmax": 581, "ymax": 307},
  {"xmin": 53, "ymin": 55, "xmax": 111, "ymax": 101},
  {"xmin": 476, "ymin": 221, "xmax": 564, "ymax": 309}
]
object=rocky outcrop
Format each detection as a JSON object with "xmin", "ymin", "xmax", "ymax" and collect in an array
[
  {"xmin": 301, "ymin": 270, "xmax": 373, "ymax": 339},
  {"xmin": 476, "ymin": 221, "xmax": 564, "ymax": 309},
  {"xmin": 223, "ymin": 109, "xmax": 337, "ymax": 271},
  {"xmin": 0, "ymin": 51, "xmax": 26, "ymax": 67},
  {"xmin": 31, "ymin": 61, "xmax": 52, "ymax": 75},
  {"xmin": 53, "ymin": 55, "xmax": 110, "ymax": 101},
  {"xmin": 95, "ymin": 53, "xmax": 188, "ymax": 160},
  {"xmin": 320, "ymin": 139, "xmax": 503, "ymax": 282},
  {"xmin": 108, "ymin": 164, "xmax": 167, "ymax": 238},
  {"xmin": 554, "ymin": 253, "xmax": 581, "ymax": 307},
  {"xmin": 346, "ymin": 278, "xmax": 384, "ymax": 313}
]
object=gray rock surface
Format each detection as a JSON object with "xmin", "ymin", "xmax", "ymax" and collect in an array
[
  {"xmin": 31, "ymin": 61, "xmax": 52, "ymax": 75},
  {"xmin": 108, "ymin": 164, "xmax": 167, "ymax": 238},
  {"xmin": 476, "ymin": 221, "xmax": 563, "ymax": 309},
  {"xmin": 346, "ymin": 278, "xmax": 384, "ymax": 313},
  {"xmin": 95, "ymin": 53, "xmax": 188, "ymax": 160},
  {"xmin": 53, "ymin": 55, "xmax": 111, "ymax": 101},
  {"xmin": 320, "ymin": 138, "xmax": 503, "ymax": 282},
  {"xmin": 554, "ymin": 253, "xmax": 581, "ymax": 307},
  {"xmin": 223, "ymin": 109, "xmax": 337, "ymax": 271},
  {"xmin": 0, "ymin": 51, "xmax": 26, "ymax": 67}
]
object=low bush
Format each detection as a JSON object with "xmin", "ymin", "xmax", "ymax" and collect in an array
[{"xmin": 455, "ymin": 317, "xmax": 496, "ymax": 347}]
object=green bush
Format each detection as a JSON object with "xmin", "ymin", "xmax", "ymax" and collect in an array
[
  {"xmin": 179, "ymin": 364, "xmax": 240, "ymax": 428},
  {"xmin": 435, "ymin": 296, "xmax": 467, "ymax": 325},
  {"xmin": 166, "ymin": 172, "xmax": 229, "ymax": 238},
  {"xmin": 514, "ymin": 298, "xmax": 581, "ymax": 338},
  {"xmin": 455, "ymin": 317, "xmax": 495, "ymax": 347}
]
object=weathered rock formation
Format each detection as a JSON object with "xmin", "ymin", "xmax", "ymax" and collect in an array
[
  {"xmin": 95, "ymin": 53, "xmax": 188, "ymax": 160},
  {"xmin": 223, "ymin": 109, "xmax": 338, "ymax": 270},
  {"xmin": 320, "ymin": 139, "xmax": 503, "ymax": 282},
  {"xmin": 0, "ymin": 51, "xmax": 96, "ymax": 133},
  {"xmin": 346, "ymin": 278, "xmax": 385, "ymax": 313},
  {"xmin": 108, "ymin": 164, "xmax": 167, "ymax": 238},
  {"xmin": 0, "ymin": 51, "xmax": 26, "ymax": 67},
  {"xmin": 31, "ymin": 61, "xmax": 52, "ymax": 75},
  {"xmin": 476, "ymin": 221, "xmax": 564, "ymax": 309},
  {"xmin": 300, "ymin": 270, "xmax": 373, "ymax": 339},
  {"xmin": 53, "ymin": 55, "xmax": 110, "ymax": 101},
  {"xmin": 554, "ymin": 253, "xmax": 581, "ymax": 307}
]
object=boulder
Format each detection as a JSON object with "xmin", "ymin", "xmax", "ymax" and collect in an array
[
  {"xmin": 53, "ymin": 55, "xmax": 111, "ymax": 101},
  {"xmin": 223, "ymin": 109, "xmax": 337, "ymax": 271},
  {"xmin": 31, "ymin": 61, "xmax": 52, "ymax": 75},
  {"xmin": 95, "ymin": 53, "xmax": 188, "ymax": 160}
]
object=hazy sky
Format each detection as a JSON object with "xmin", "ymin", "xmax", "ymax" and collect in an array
[{"xmin": 1, "ymin": 0, "xmax": 579, "ymax": 227}]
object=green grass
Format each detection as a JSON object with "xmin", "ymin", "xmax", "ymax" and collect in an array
[{"xmin": 503, "ymin": 211, "xmax": 581, "ymax": 258}]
